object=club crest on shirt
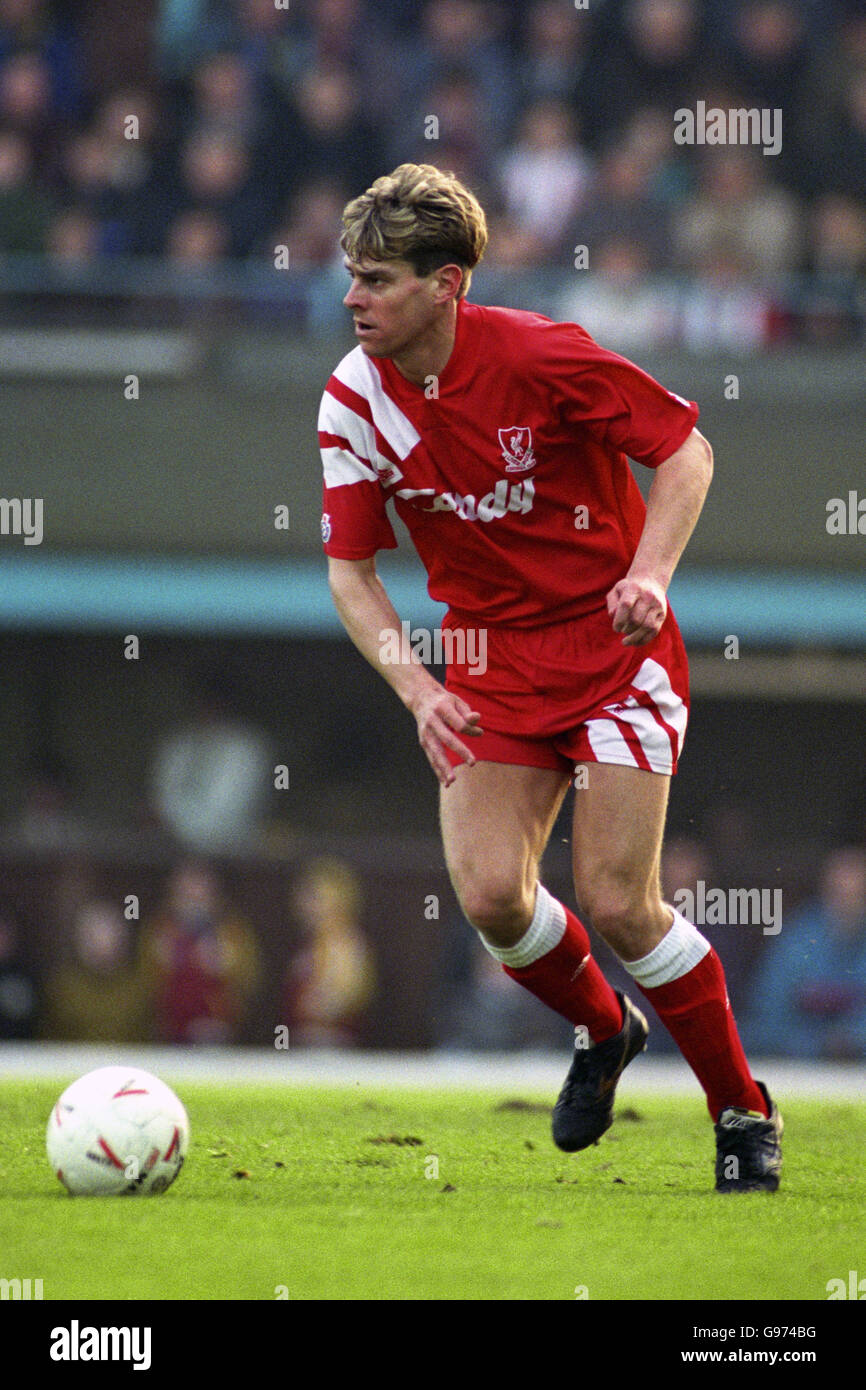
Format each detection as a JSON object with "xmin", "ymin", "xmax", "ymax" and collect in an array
[{"xmin": 498, "ymin": 426, "xmax": 536, "ymax": 473}]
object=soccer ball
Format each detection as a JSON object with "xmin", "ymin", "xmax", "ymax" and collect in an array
[{"xmin": 46, "ymin": 1066, "xmax": 190, "ymax": 1196}]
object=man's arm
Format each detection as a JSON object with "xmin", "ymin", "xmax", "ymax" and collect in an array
[
  {"xmin": 608, "ymin": 425, "xmax": 714, "ymax": 646},
  {"xmin": 328, "ymin": 556, "xmax": 482, "ymax": 786}
]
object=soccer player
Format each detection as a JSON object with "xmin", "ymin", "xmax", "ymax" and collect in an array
[{"xmin": 319, "ymin": 163, "xmax": 782, "ymax": 1192}]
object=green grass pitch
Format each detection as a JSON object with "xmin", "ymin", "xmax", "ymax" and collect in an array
[{"xmin": 1, "ymin": 1080, "xmax": 864, "ymax": 1301}]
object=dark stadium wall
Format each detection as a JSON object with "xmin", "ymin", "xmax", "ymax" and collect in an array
[{"xmin": 1, "ymin": 633, "xmax": 863, "ymax": 845}]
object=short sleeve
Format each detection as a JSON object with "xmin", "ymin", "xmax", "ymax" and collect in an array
[
  {"xmin": 319, "ymin": 461, "xmax": 398, "ymax": 559},
  {"xmin": 318, "ymin": 392, "xmax": 398, "ymax": 559},
  {"xmin": 548, "ymin": 323, "xmax": 700, "ymax": 468}
]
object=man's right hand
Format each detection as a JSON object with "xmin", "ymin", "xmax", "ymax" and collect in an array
[{"xmin": 408, "ymin": 684, "xmax": 483, "ymax": 787}]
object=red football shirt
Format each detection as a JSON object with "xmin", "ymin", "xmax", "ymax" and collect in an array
[{"xmin": 319, "ymin": 299, "xmax": 699, "ymax": 627}]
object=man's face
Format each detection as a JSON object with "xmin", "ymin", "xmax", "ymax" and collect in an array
[{"xmin": 342, "ymin": 255, "xmax": 447, "ymax": 358}]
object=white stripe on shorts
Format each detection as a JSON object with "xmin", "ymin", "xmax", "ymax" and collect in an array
[{"xmin": 582, "ymin": 658, "xmax": 687, "ymax": 776}]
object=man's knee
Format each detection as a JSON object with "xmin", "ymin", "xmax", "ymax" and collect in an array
[
  {"xmin": 455, "ymin": 869, "xmax": 535, "ymax": 946},
  {"xmin": 579, "ymin": 875, "xmax": 668, "ymax": 957}
]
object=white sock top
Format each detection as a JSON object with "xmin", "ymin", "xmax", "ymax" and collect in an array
[
  {"xmin": 622, "ymin": 908, "xmax": 710, "ymax": 989},
  {"xmin": 481, "ymin": 884, "xmax": 567, "ymax": 968}
]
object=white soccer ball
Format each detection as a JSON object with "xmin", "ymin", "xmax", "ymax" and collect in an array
[{"xmin": 46, "ymin": 1066, "xmax": 190, "ymax": 1196}]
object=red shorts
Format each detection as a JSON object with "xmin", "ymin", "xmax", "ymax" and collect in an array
[{"xmin": 443, "ymin": 605, "xmax": 690, "ymax": 776}]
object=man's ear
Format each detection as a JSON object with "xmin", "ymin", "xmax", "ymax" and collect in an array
[{"xmin": 432, "ymin": 263, "xmax": 464, "ymax": 304}]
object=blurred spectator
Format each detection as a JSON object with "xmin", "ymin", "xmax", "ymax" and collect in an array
[
  {"xmin": 176, "ymin": 127, "xmax": 267, "ymax": 255},
  {"xmin": 517, "ymin": 0, "xmax": 592, "ymax": 110},
  {"xmin": 281, "ymin": 857, "xmax": 375, "ymax": 1046},
  {"xmin": 827, "ymin": 68, "xmax": 866, "ymax": 203},
  {"xmin": 75, "ymin": 0, "xmax": 155, "ymax": 99},
  {"xmin": 0, "ymin": 125, "xmax": 52, "ymax": 251},
  {"xmin": 155, "ymin": 0, "xmax": 237, "ymax": 80},
  {"xmin": 705, "ymin": 796, "xmax": 780, "ymax": 893},
  {"xmin": 0, "ymin": 0, "xmax": 81, "ymax": 118},
  {"xmin": 724, "ymin": 0, "xmax": 811, "ymax": 110},
  {"xmin": 678, "ymin": 240, "xmax": 778, "ymax": 350},
  {"xmin": 790, "ymin": 190, "xmax": 866, "ymax": 343},
  {"xmin": 398, "ymin": 66, "xmax": 491, "ymax": 185},
  {"xmin": 744, "ymin": 847, "xmax": 866, "ymax": 1059},
  {"xmin": 306, "ymin": 0, "xmax": 374, "ymax": 68},
  {"xmin": 573, "ymin": 140, "xmax": 673, "ymax": 271},
  {"xmin": 129, "ymin": 120, "xmax": 271, "ymax": 256},
  {"xmin": 166, "ymin": 206, "xmax": 230, "ymax": 264},
  {"xmin": 284, "ymin": 62, "xmax": 385, "ymax": 199},
  {"xmin": 719, "ymin": 0, "xmax": 821, "ymax": 194},
  {"xmin": 236, "ymin": 0, "xmax": 296, "ymax": 58},
  {"xmin": 52, "ymin": 115, "xmax": 156, "ymax": 255},
  {"xmin": 261, "ymin": 0, "xmax": 401, "ymax": 127},
  {"xmin": 270, "ymin": 176, "xmax": 345, "ymax": 269},
  {"xmin": 0, "ymin": 47, "xmax": 58, "ymax": 163},
  {"xmin": 676, "ymin": 148, "xmax": 803, "ymax": 277},
  {"xmin": 45, "ymin": 206, "xmax": 102, "ymax": 264},
  {"xmin": 41, "ymin": 898, "xmax": 151, "ymax": 1042},
  {"xmin": 187, "ymin": 47, "xmax": 261, "ymax": 143},
  {"xmin": 150, "ymin": 665, "xmax": 272, "ymax": 853},
  {"xmin": 484, "ymin": 212, "xmax": 547, "ymax": 271},
  {"xmin": 496, "ymin": 98, "xmax": 591, "ymax": 255},
  {"xmin": 0, "ymin": 1, "xmax": 861, "ymax": 328},
  {"xmin": 0, "ymin": 912, "xmax": 38, "ymax": 1039},
  {"xmin": 56, "ymin": 129, "xmax": 121, "ymax": 222},
  {"xmin": 661, "ymin": 835, "xmax": 714, "ymax": 915},
  {"xmin": 557, "ymin": 235, "xmax": 678, "ymax": 351},
  {"xmin": 399, "ymin": 0, "xmax": 514, "ymax": 147},
  {"xmin": 621, "ymin": 104, "xmax": 693, "ymax": 203},
  {"xmin": 808, "ymin": 193, "xmax": 866, "ymax": 277},
  {"xmin": 141, "ymin": 859, "xmax": 261, "ymax": 1043},
  {"xmin": 804, "ymin": 8, "xmax": 866, "ymax": 184},
  {"xmin": 581, "ymin": 0, "xmax": 703, "ymax": 150}
]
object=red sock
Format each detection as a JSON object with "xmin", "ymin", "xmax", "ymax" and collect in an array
[
  {"xmin": 637, "ymin": 948, "xmax": 767, "ymax": 1120},
  {"xmin": 503, "ymin": 906, "xmax": 623, "ymax": 1042}
]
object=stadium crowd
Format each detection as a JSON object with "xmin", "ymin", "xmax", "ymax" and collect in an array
[
  {"xmin": 0, "ymin": 852, "xmax": 377, "ymax": 1048},
  {"xmin": 1, "ymin": 0, "xmax": 865, "ymax": 341},
  {"xmin": 2, "ymin": 762, "xmax": 866, "ymax": 1057}
]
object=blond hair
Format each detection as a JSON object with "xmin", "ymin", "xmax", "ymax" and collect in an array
[{"xmin": 341, "ymin": 163, "xmax": 487, "ymax": 298}]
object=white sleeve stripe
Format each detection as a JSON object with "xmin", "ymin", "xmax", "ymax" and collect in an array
[
  {"xmin": 321, "ymin": 446, "xmax": 378, "ymax": 487},
  {"xmin": 332, "ymin": 349, "xmax": 421, "ymax": 459},
  {"xmin": 319, "ymin": 393, "xmax": 405, "ymax": 486},
  {"xmin": 318, "ymin": 392, "xmax": 381, "ymax": 461}
]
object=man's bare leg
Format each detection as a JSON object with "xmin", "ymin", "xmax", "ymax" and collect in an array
[
  {"xmin": 571, "ymin": 761, "xmax": 673, "ymax": 959},
  {"xmin": 571, "ymin": 762, "xmax": 768, "ymax": 1120},
  {"xmin": 440, "ymin": 760, "xmax": 623, "ymax": 1039},
  {"xmin": 439, "ymin": 761, "xmax": 567, "ymax": 947}
]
